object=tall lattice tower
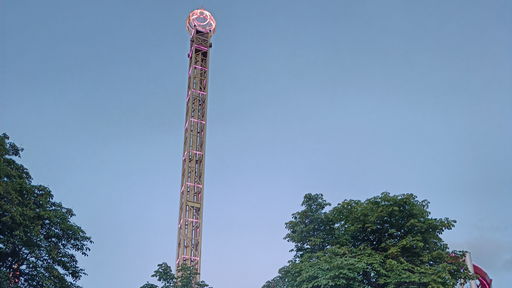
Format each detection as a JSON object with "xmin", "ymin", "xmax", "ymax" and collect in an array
[{"xmin": 176, "ymin": 9, "xmax": 216, "ymax": 278}]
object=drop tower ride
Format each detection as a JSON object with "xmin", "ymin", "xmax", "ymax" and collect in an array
[{"xmin": 176, "ymin": 9, "xmax": 216, "ymax": 278}]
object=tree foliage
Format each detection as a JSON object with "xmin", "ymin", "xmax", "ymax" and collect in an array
[
  {"xmin": 141, "ymin": 263, "xmax": 212, "ymax": 288},
  {"xmin": 0, "ymin": 134, "xmax": 92, "ymax": 287},
  {"xmin": 261, "ymin": 274, "xmax": 287, "ymax": 288},
  {"xmin": 265, "ymin": 192, "xmax": 472, "ymax": 288}
]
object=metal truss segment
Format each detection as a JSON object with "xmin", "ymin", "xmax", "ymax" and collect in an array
[{"xmin": 176, "ymin": 28, "xmax": 213, "ymax": 281}]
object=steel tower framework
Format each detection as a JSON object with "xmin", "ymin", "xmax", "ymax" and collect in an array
[{"xmin": 176, "ymin": 9, "xmax": 216, "ymax": 278}]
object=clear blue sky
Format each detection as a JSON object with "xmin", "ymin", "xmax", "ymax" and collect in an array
[{"xmin": 1, "ymin": 1, "xmax": 511, "ymax": 287}]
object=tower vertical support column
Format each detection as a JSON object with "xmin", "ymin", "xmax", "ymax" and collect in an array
[{"xmin": 176, "ymin": 9, "xmax": 215, "ymax": 280}]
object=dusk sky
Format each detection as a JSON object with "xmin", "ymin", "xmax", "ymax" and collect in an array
[{"xmin": 1, "ymin": 1, "xmax": 511, "ymax": 287}]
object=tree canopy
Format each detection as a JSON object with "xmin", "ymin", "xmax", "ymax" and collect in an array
[
  {"xmin": 263, "ymin": 192, "xmax": 471, "ymax": 288},
  {"xmin": 0, "ymin": 133, "xmax": 92, "ymax": 288},
  {"xmin": 140, "ymin": 263, "xmax": 212, "ymax": 288}
]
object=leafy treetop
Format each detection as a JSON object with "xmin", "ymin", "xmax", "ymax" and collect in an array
[
  {"xmin": 0, "ymin": 133, "xmax": 93, "ymax": 288},
  {"xmin": 141, "ymin": 263, "xmax": 212, "ymax": 288},
  {"xmin": 263, "ymin": 192, "xmax": 472, "ymax": 288}
]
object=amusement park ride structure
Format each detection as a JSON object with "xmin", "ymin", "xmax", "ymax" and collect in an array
[
  {"xmin": 461, "ymin": 252, "xmax": 493, "ymax": 288},
  {"xmin": 172, "ymin": 8, "xmax": 493, "ymax": 288},
  {"xmin": 175, "ymin": 9, "xmax": 216, "ymax": 280}
]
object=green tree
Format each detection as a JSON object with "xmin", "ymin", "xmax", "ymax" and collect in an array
[
  {"xmin": 0, "ymin": 134, "xmax": 93, "ymax": 288},
  {"xmin": 266, "ymin": 192, "xmax": 472, "ymax": 288},
  {"xmin": 140, "ymin": 263, "xmax": 212, "ymax": 288},
  {"xmin": 262, "ymin": 275, "xmax": 287, "ymax": 288}
]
